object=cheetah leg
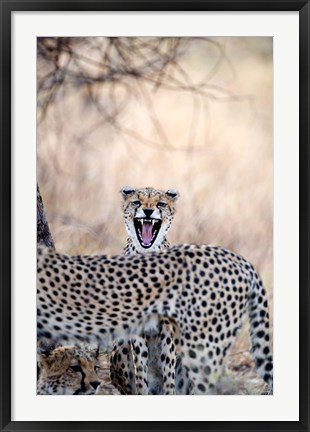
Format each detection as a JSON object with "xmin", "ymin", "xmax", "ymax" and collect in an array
[
  {"xmin": 131, "ymin": 336, "xmax": 149, "ymax": 395},
  {"xmin": 175, "ymin": 359, "xmax": 193, "ymax": 395},
  {"xmin": 110, "ymin": 338, "xmax": 136, "ymax": 395},
  {"xmin": 182, "ymin": 345, "xmax": 221, "ymax": 395},
  {"xmin": 159, "ymin": 319, "xmax": 177, "ymax": 395},
  {"xmin": 185, "ymin": 362, "xmax": 218, "ymax": 395}
]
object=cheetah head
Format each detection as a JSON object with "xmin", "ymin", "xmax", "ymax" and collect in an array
[
  {"xmin": 37, "ymin": 345, "xmax": 101, "ymax": 395},
  {"xmin": 121, "ymin": 186, "xmax": 179, "ymax": 253}
]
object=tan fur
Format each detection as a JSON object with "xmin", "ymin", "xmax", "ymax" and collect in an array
[{"xmin": 37, "ymin": 345, "xmax": 101, "ymax": 395}]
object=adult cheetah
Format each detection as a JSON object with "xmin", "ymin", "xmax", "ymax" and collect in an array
[
  {"xmin": 37, "ymin": 244, "xmax": 273, "ymax": 395},
  {"xmin": 110, "ymin": 186, "xmax": 189, "ymax": 395}
]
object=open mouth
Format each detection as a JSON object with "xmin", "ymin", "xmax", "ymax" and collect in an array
[{"xmin": 134, "ymin": 218, "xmax": 162, "ymax": 248}]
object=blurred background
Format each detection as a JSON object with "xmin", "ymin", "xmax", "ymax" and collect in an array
[{"xmin": 37, "ymin": 37, "xmax": 273, "ymax": 379}]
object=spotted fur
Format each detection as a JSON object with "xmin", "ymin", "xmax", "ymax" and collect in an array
[
  {"xmin": 37, "ymin": 345, "xmax": 101, "ymax": 395},
  {"xmin": 37, "ymin": 244, "xmax": 273, "ymax": 395},
  {"xmin": 110, "ymin": 186, "xmax": 189, "ymax": 395}
]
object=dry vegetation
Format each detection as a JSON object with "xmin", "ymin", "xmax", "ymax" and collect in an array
[{"xmin": 37, "ymin": 37, "xmax": 273, "ymax": 394}]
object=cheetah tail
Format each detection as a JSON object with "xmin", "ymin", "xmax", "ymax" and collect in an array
[{"xmin": 248, "ymin": 272, "xmax": 273, "ymax": 394}]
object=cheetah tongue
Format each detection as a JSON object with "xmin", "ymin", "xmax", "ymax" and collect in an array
[{"xmin": 141, "ymin": 221, "xmax": 153, "ymax": 245}]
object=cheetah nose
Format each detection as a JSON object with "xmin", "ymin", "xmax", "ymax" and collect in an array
[
  {"xmin": 143, "ymin": 208, "xmax": 153, "ymax": 218},
  {"xmin": 90, "ymin": 380, "xmax": 101, "ymax": 390}
]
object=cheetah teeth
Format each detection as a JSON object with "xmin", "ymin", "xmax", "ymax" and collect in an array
[{"xmin": 138, "ymin": 219, "xmax": 158, "ymax": 226}]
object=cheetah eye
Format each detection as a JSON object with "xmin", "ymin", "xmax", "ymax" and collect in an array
[
  {"xmin": 70, "ymin": 365, "xmax": 83, "ymax": 373},
  {"xmin": 131, "ymin": 200, "xmax": 141, "ymax": 206},
  {"xmin": 157, "ymin": 201, "xmax": 167, "ymax": 208},
  {"xmin": 94, "ymin": 365, "xmax": 100, "ymax": 372}
]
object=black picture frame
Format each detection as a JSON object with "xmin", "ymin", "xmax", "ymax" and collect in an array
[{"xmin": 1, "ymin": 1, "xmax": 309, "ymax": 431}]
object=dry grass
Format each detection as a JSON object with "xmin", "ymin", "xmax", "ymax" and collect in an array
[{"xmin": 37, "ymin": 37, "xmax": 273, "ymax": 392}]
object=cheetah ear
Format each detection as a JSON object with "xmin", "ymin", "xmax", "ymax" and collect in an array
[
  {"xmin": 37, "ymin": 342, "xmax": 56, "ymax": 357},
  {"xmin": 37, "ymin": 348, "xmax": 52, "ymax": 357},
  {"xmin": 120, "ymin": 186, "xmax": 136, "ymax": 198},
  {"xmin": 165, "ymin": 189, "xmax": 179, "ymax": 201}
]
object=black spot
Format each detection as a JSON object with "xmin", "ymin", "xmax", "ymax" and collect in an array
[
  {"xmin": 263, "ymin": 373, "xmax": 271, "ymax": 382},
  {"xmin": 189, "ymin": 350, "xmax": 196, "ymax": 359},
  {"xmin": 212, "ymin": 317, "xmax": 218, "ymax": 326},
  {"xmin": 198, "ymin": 383, "xmax": 206, "ymax": 392},
  {"xmin": 263, "ymin": 346, "xmax": 270, "ymax": 355},
  {"xmin": 204, "ymin": 366, "xmax": 211, "ymax": 375}
]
